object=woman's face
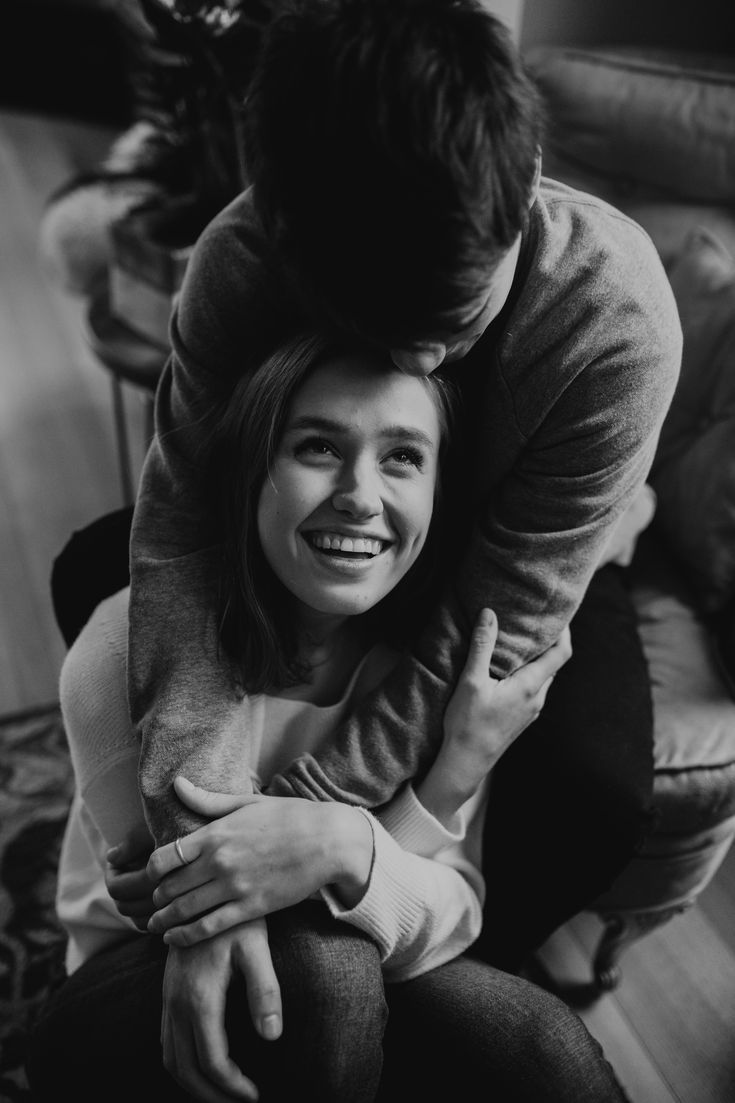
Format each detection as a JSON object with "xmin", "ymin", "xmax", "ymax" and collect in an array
[{"xmin": 257, "ymin": 352, "xmax": 442, "ymax": 625}]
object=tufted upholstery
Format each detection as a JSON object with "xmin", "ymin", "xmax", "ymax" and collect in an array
[
  {"xmin": 652, "ymin": 229, "xmax": 735, "ymax": 615},
  {"xmin": 527, "ymin": 44, "xmax": 735, "ymax": 988}
]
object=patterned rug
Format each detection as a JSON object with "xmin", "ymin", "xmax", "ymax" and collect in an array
[{"xmin": 0, "ymin": 706, "xmax": 74, "ymax": 1102}]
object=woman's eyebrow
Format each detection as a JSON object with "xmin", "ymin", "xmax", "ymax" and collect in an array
[
  {"xmin": 285, "ymin": 415, "xmax": 435, "ymax": 449},
  {"xmin": 379, "ymin": 426, "xmax": 436, "ymax": 450}
]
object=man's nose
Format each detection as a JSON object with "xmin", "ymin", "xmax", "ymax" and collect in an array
[{"xmin": 390, "ymin": 343, "xmax": 446, "ymax": 375}]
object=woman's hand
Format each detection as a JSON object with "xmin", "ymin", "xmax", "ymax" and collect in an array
[
  {"xmin": 418, "ymin": 608, "xmax": 572, "ymax": 824},
  {"xmin": 104, "ymin": 833, "xmax": 155, "ymax": 931},
  {"xmin": 146, "ymin": 777, "xmax": 373, "ymax": 946},
  {"xmin": 162, "ymin": 917, "xmax": 281, "ymax": 1103}
]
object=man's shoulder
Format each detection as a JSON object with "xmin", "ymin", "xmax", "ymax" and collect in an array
[
  {"xmin": 534, "ymin": 176, "xmax": 665, "ymax": 284},
  {"xmin": 495, "ymin": 178, "xmax": 681, "ymax": 430},
  {"xmin": 175, "ymin": 189, "xmax": 296, "ymax": 372},
  {"xmin": 512, "ymin": 176, "xmax": 679, "ymax": 344},
  {"xmin": 186, "ymin": 188, "xmax": 272, "ymax": 289}
]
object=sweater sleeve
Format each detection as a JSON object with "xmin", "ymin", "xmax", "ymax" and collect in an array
[{"xmin": 321, "ymin": 787, "xmax": 486, "ymax": 982}]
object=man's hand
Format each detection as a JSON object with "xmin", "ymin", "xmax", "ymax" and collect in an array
[
  {"xmin": 146, "ymin": 778, "xmax": 372, "ymax": 946},
  {"xmin": 162, "ymin": 918, "xmax": 281, "ymax": 1103},
  {"xmin": 105, "ymin": 834, "xmax": 155, "ymax": 931}
]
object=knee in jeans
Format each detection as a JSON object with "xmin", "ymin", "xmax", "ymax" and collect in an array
[
  {"xmin": 513, "ymin": 985, "xmax": 599, "ymax": 1065},
  {"xmin": 275, "ymin": 924, "xmax": 386, "ymax": 1101},
  {"xmin": 286, "ymin": 922, "xmax": 385, "ymax": 1024},
  {"xmin": 515, "ymin": 990, "xmax": 621, "ymax": 1101}
]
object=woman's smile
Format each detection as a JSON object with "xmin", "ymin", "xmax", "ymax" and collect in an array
[
  {"xmin": 308, "ymin": 532, "xmax": 386, "ymax": 555},
  {"xmin": 302, "ymin": 529, "xmax": 392, "ymax": 561},
  {"xmin": 257, "ymin": 351, "xmax": 442, "ymax": 621}
]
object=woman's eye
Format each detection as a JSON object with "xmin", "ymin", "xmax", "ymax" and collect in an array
[
  {"xmin": 294, "ymin": 436, "xmax": 337, "ymax": 459},
  {"xmin": 386, "ymin": 447, "xmax": 425, "ymax": 471}
]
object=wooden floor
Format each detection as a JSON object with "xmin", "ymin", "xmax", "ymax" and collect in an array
[{"xmin": 2, "ymin": 109, "xmax": 735, "ymax": 1103}]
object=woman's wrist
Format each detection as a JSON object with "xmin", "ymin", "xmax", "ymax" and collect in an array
[
  {"xmin": 416, "ymin": 772, "xmax": 466, "ymax": 825},
  {"xmin": 328, "ymin": 804, "xmax": 374, "ymax": 909},
  {"xmin": 416, "ymin": 745, "xmax": 483, "ymax": 825}
]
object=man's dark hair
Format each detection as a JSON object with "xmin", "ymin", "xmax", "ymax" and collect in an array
[{"xmin": 241, "ymin": 0, "xmax": 542, "ymax": 349}]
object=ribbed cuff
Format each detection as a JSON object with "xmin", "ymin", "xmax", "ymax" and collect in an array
[
  {"xmin": 321, "ymin": 811, "xmax": 430, "ymax": 945},
  {"xmin": 376, "ymin": 784, "xmax": 465, "ymax": 857}
]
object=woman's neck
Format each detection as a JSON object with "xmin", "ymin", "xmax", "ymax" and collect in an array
[
  {"xmin": 296, "ymin": 606, "xmax": 348, "ymax": 657},
  {"xmin": 275, "ymin": 615, "xmax": 366, "ymax": 705}
]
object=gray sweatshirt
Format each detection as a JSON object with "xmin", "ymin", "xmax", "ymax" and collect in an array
[{"xmin": 128, "ymin": 178, "xmax": 682, "ymax": 845}]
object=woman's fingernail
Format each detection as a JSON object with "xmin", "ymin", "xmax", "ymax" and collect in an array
[{"xmin": 260, "ymin": 1014, "xmax": 281, "ymax": 1040}]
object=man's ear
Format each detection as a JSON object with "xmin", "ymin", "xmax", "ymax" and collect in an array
[{"xmin": 528, "ymin": 148, "xmax": 542, "ymax": 207}]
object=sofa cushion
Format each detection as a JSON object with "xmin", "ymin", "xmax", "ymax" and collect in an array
[
  {"xmin": 629, "ymin": 535, "xmax": 735, "ymax": 832},
  {"xmin": 650, "ymin": 228, "xmax": 735, "ymax": 615},
  {"xmin": 526, "ymin": 46, "xmax": 735, "ymax": 204}
]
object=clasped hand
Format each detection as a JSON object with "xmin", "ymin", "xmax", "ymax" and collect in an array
[{"xmin": 146, "ymin": 779, "xmax": 368, "ymax": 946}]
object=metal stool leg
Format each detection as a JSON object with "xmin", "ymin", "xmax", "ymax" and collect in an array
[
  {"xmin": 110, "ymin": 371, "xmax": 134, "ymax": 506},
  {"xmin": 143, "ymin": 392, "xmax": 155, "ymax": 452}
]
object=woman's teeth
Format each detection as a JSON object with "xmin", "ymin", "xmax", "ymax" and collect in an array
[{"xmin": 309, "ymin": 533, "xmax": 384, "ymax": 556}]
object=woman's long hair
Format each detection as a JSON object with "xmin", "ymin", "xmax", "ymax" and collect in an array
[{"xmin": 211, "ymin": 332, "xmax": 461, "ymax": 694}]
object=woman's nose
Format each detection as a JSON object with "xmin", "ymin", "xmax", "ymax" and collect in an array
[{"xmin": 331, "ymin": 466, "xmax": 383, "ymax": 518}]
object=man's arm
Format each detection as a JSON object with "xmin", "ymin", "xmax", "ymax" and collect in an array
[
  {"xmin": 128, "ymin": 192, "xmax": 292, "ymax": 846},
  {"xmin": 267, "ymin": 255, "xmax": 683, "ymax": 804}
]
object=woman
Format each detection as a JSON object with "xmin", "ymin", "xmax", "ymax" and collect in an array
[{"xmin": 27, "ymin": 335, "xmax": 624, "ymax": 1103}]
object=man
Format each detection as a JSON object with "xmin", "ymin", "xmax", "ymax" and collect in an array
[{"xmin": 129, "ymin": 0, "xmax": 680, "ymax": 974}]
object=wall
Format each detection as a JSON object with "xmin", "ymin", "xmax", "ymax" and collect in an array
[
  {"xmin": 519, "ymin": 0, "xmax": 735, "ymax": 52},
  {"xmin": 480, "ymin": 0, "xmax": 525, "ymax": 40}
]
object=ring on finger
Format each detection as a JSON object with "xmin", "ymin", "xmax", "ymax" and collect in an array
[{"xmin": 174, "ymin": 837, "xmax": 190, "ymax": 867}]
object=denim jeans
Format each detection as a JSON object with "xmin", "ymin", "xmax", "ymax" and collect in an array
[
  {"xmin": 27, "ymin": 902, "xmax": 627, "ymax": 1103},
  {"xmin": 476, "ymin": 564, "xmax": 655, "ymax": 971}
]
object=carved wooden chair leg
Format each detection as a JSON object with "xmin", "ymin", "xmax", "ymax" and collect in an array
[{"xmin": 593, "ymin": 904, "xmax": 693, "ymax": 991}]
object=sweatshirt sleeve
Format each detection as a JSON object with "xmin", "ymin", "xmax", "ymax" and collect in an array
[
  {"xmin": 128, "ymin": 194, "xmax": 293, "ymax": 845},
  {"xmin": 320, "ymin": 789, "xmax": 486, "ymax": 982}
]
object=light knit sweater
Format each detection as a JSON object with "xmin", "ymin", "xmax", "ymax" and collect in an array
[
  {"xmin": 128, "ymin": 177, "xmax": 682, "ymax": 844},
  {"xmin": 57, "ymin": 588, "xmax": 485, "ymax": 982}
]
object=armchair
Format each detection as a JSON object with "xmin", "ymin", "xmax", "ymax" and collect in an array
[{"xmin": 526, "ymin": 44, "xmax": 735, "ymax": 989}]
